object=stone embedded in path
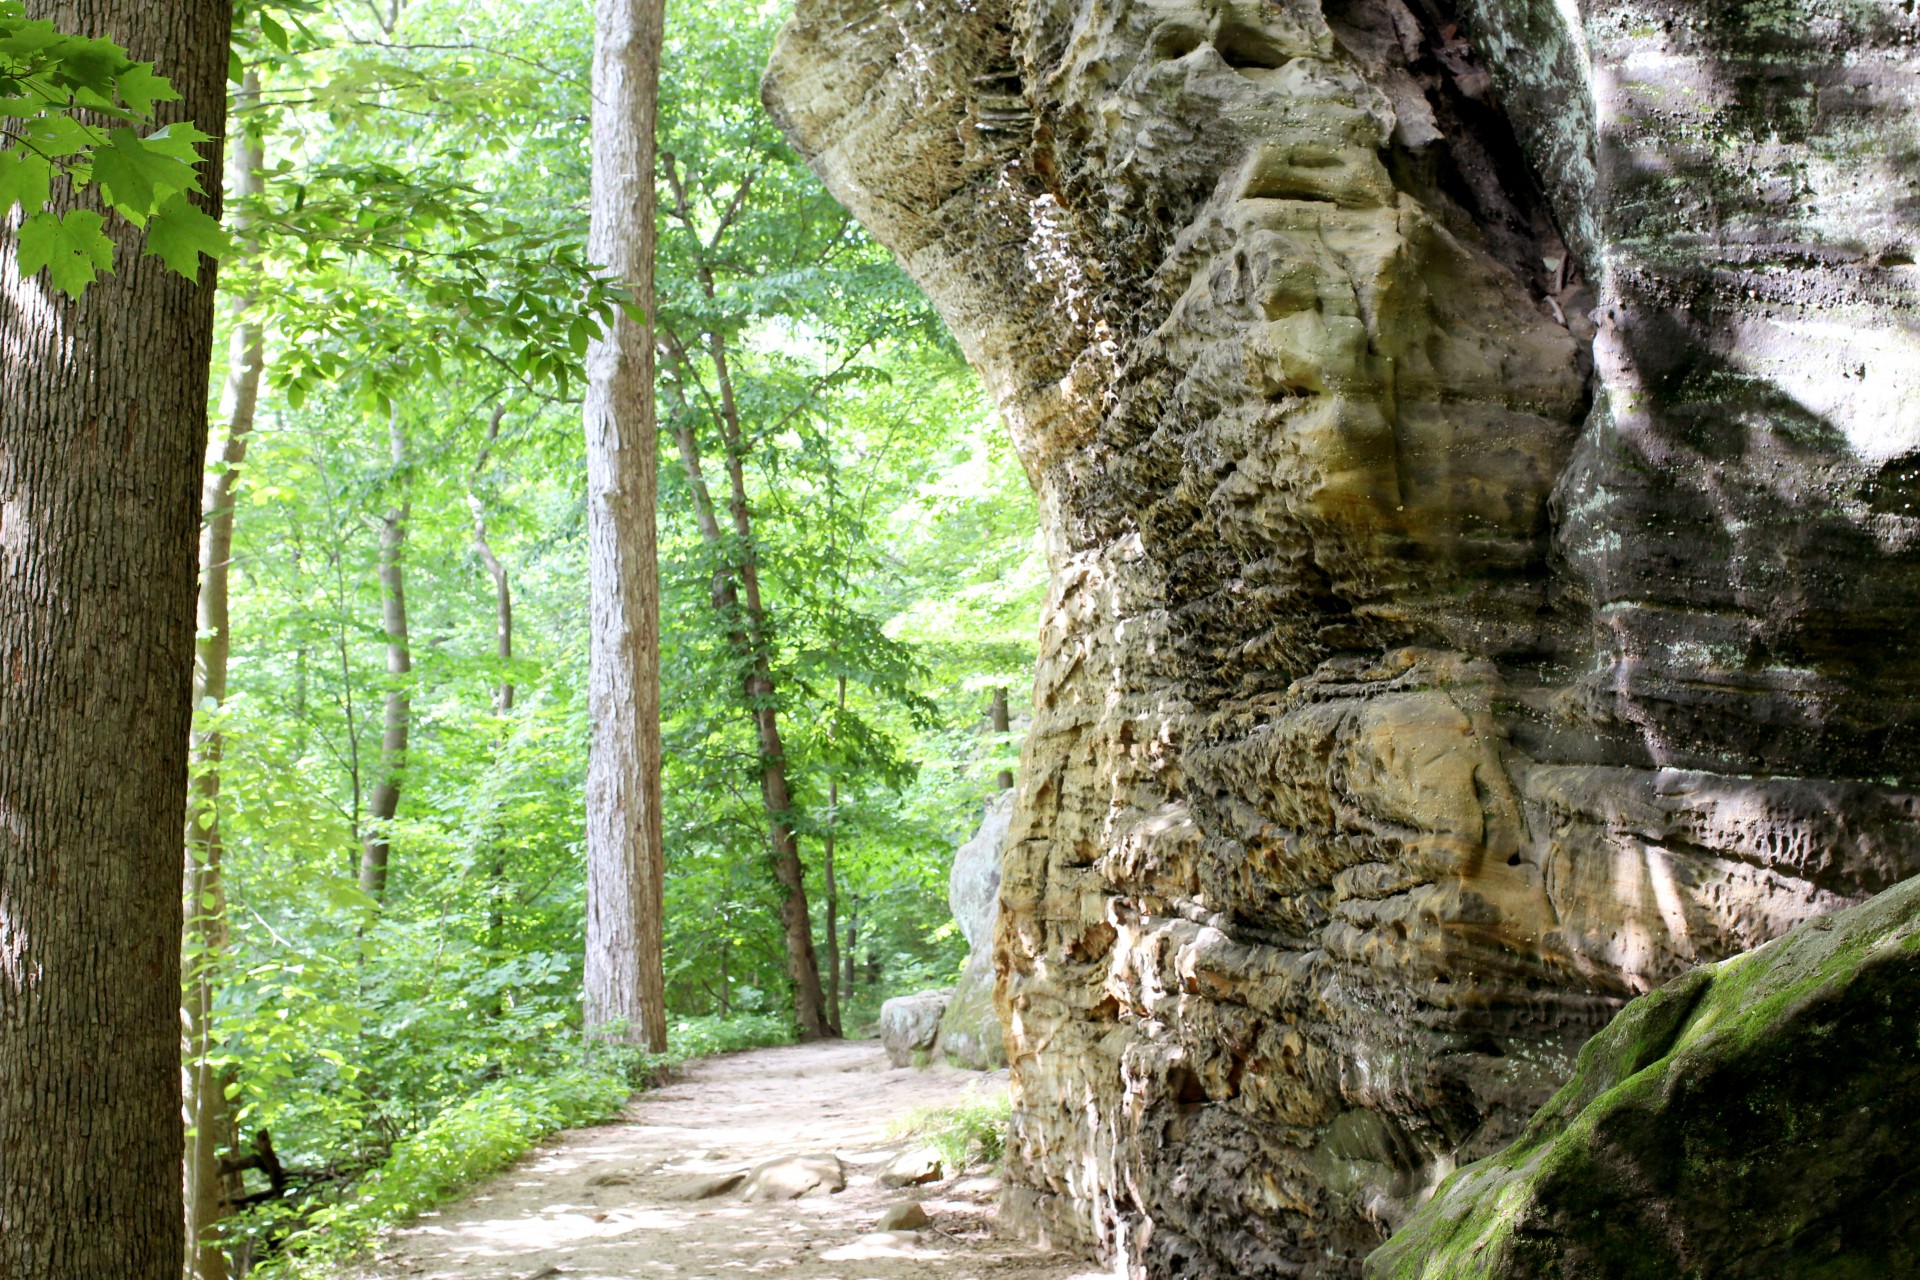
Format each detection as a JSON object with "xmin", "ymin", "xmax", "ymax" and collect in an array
[
  {"xmin": 879, "ymin": 1146, "xmax": 943, "ymax": 1187},
  {"xmin": 740, "ymin": 1153, "xmax": 846, "ymax": 1201},
  {"xmin": 879, "ymin": 990, "xmax": 950, "ymax": 1067},
  {"xmin": 875, "ymin": 1201, "xmax": 930, "ymax": 1231},
  {"xmin": 666, "ymin": 1170, "xmax": 746, "ymax": 1201}
]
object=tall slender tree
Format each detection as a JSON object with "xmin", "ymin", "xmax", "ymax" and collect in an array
[
  {"xmin": 358, "ymin": 412, "xmax": 412, "ymax": 901},
  {"xmin": 659, "ymin": 158, "xmax": 833, "ymax": 1041},
  {"xmin": 182, "ymin": 70, "xmax": 265, "ymax": 1280},
  {"xmin": 0, "ymin": 2, "xmax": 230, "ymax": 1276},
  {"xmin": 582, "ymin": 0, "xmax": 669, "ymax": 1051}
]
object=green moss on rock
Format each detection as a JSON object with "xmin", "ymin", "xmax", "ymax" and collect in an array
[{"xmin": 1365, "ymin": 876, "xmax": 1920, "ymax": 1280}]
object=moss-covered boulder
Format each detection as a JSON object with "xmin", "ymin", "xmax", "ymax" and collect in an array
[{"xmin": 1366, "ymin": 876, "xmax": 1920, "ymax": 1280}]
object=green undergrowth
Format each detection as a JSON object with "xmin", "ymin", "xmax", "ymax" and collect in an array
[
  {"xmin": 244, "ymin": 1014, "xmax": 795, "ymax": 1279},
  {"xmin": 891, "ymin": 1082, "xmax": 1013, "ymax": 1172}
]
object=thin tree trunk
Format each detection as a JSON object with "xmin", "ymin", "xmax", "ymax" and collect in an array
[
  {"xmin": 822, "ymin": 675, "xmax": 846, "ymax": 1036},
  {"xmin": 468, "ymin": 407, "xmax": 514, "ymax": 950},
  {"xmin": 358, "ymin": 415, "xmax": 412, "ymax": 901},
  {"xmin": 664, "ymin": 394, "xmax": 832, "ymax": 1042},
  {"xmin": 991, "ymin": 686, "xmax": 1014, "ymax": 792},
  {"xmin": 0, "ymin": 4, "xmax": 230, "ymax": 1277},
  {"xmin": 844, "ymin": 911, "xmax": 857, "ymax": 993},
  {"xmin": 658, "ymin": 157, "xmax": 832, "ymax": 1041},
  {"xmin": 182, "ymin": 72, "xmax": 265, "ymax": 1280},
  {"xmin": 582, "ymin": 0, "xmax": 669, "ymax": 1052},
  {"xmin": 467, "ymin": 406, "xmax": 514, "ymax": 716}
]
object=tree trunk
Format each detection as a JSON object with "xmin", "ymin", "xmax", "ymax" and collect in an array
[
  {"xmin": 0, "ymin": 4, "xmax": 230, "ymax": 1277},
  {"xmin": 822, "ymin": 675, "xmax": 846, "ymax": 1036},
  {"xmin": 582, "ymin": 0, "xmax": 668, "ymax": 1053},
  {"xmin": 468, "ymin": 408, "xmax": 514, "ymax": 954},
  {"xmin": 357, "ymin": 414, "xmax": 411, "ymax": 901},
  {"xmin": 182, "ymin": 72, "xmax": 265, "ymax": 1280},
  {"xmin": 657, "ymin": 162, "xmax": 832, "ymax": 1041},
  {"xmin": 990, "ymin": 686, "xmax": 1014, "ymax": 792},
  {"xmin": 467, "ymin": 407, "xmax": 514, "ymax": 717},
  {"xmin": 664, "ymin": 403, "xmax": 832, "ymax": 1042}
]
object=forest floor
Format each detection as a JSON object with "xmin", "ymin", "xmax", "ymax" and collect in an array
[{"xmin": 350, "ymin": 1040, "xmax": 1105, "ymax": 1280}]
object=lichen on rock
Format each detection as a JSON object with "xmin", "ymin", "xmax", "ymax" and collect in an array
[{"xmin": 765, "ymin": 0, "xmax": 1920, "ymax": 1273}]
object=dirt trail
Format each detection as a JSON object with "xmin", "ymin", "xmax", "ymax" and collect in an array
[{"xmin": 353, "ymin": 1040, "xmax": 1103, "ymax": 1280}]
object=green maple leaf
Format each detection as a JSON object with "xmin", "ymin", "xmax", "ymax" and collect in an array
[
  {"xmin": 92, "ymin": 125, "xmax": 200, "ymax": 220},
  {"xmin": 112, "ymin": 61, "xmax": 175, "ymax": 115},
  {"xmin": 16, "ymin": 208, "xmax": 113, "ymax": 299},
  {"xmin": 0, "ymin": 144, "xmax": 49, "ymax": 215},
  {"xmin": 46, "ymin": 35, "xmax": 126, "ymax": 99},
  {"xmin": 144, "ymin": 192, "xmax": 230, "ymax": 281},
  {"xmin": 142, "ymin": 121, "xmax": 213, "ymax": 164}
]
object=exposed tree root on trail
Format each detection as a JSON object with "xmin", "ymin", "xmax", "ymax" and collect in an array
[{"xmin": 352, "ymin": 1041, "xmax": 1101, "ymax": 1280}]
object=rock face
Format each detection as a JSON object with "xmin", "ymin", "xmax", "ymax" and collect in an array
[
  {"xmin": 1366, "ymin": 875, "xmax": 1920, "ymax": 1279},
  {"xmin": 765, "ymin": 0, "xmax": 1920, "ymax": 1275},
  {"xmin": 938, "ymin": 792, "xmax": 1016, "ymax": 1069},
  {"xmin": 879, "ymin": 989, "xmax": 950, "ymax": 1067}
]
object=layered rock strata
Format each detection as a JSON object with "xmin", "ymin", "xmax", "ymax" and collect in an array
[{"xmin": 765, "ymin": 0, "xmax": 1920, "ymax": 1275}]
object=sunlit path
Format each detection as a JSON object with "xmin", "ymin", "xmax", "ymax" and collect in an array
[{"xmin": 352, "ymin": 1042, "xmax": 1103, "ymax": 1280}]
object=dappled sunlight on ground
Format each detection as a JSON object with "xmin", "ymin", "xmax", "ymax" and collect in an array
[{"xmin": 352, "ymin": 1041, "xmax": 1103, "ymax": 1280}]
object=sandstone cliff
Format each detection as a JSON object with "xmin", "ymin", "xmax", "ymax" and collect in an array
[{"xmin": 764, "ymin": 0, "xmax": 1920, "ymax": 1274}]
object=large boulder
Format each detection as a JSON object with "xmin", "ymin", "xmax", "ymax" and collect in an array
[
  {"xmin": 949, "ymin": 790, "xmax": 1012, "ymax": 955},
  {"xmin": 767, "ymin": 0, "xmax": 1920, "ymax": 1272},
  {"xmin": 879, "ymin": 989, "xmax": 950, "ymax": 1067},
  {"xmin": 937, "ymin": 793, "xmax": 1014, "ymax": 1070},
  {"xmin": 1367, "ymin": 875, "xmax": 1920, "ymax": 1279}
]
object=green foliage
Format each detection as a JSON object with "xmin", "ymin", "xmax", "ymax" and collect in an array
[
  {"xmin": 0, "ymin": 0, "xmax": 228, "ymax": 295},
  {"xmin": 891, "ymin": 1084, "xmax": 1014, "ymax": 1171},
  {"xmin": 193, "ymin": 1, "xmax": 1042, "ymax": 1273},
  {"xmin": 239, "ymin": 1064, "xmax": 632, "ymax": 1278},
  {"xmin": 669, "ymin": 1012, "xmax": 795, "ymax": 1060}
]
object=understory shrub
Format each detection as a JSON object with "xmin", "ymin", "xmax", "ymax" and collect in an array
[{"xmin": 891, "ymin": 1082, "xmax": 1013, "ymax": 1171}]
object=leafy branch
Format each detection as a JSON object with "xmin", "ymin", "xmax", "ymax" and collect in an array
[{"xmin": 0, "ymin": 0, "xmax": 229, "ymax": 297}]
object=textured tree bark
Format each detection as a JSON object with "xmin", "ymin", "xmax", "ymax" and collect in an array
[
  {"xmin": 582, "ymin": 0, "xmax": 669, "ymax": 1052},
  {"xmin": 0, "ymin": 3, "xmax": 229, "ymax": 1277},
  {"xmin": 182, "ymin": 73, "xmax": 265, "ymax": 1280},
  {"xmin": 357, "ymin": 415, "xmax": 412, "ymax": 902}
]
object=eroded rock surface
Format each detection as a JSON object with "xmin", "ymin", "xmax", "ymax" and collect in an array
[
  {"xmin": 1366, "ymin": 874, "xmax": 1920, "ymax": 1279},
  {"xmin": 765, "ymin": 0, "xmax": 1920, "ymax": 1274}
]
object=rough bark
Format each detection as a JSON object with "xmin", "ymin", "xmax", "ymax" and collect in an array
[
  {"xmin": 765, "ymin": 0, "xmax": 1920, "ymax": 1274},
  {"xmin": 0, "ymin": 3, "xmax": 230, "ymax": 1277},
  {"xmin": 357, "ymin": 414, "xmax": 412, "ymax": 902},
  {"xmin": 182, "ymin": 73, "xmax": 265, "ymax": 1280},
  {"xmin": 582, "ymin": 0, "xmax": 669, "ymax": 1052}
]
